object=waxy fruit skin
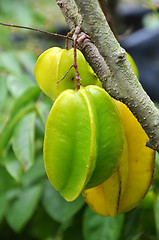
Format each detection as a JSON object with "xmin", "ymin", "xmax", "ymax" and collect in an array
[
  {"xmin": 84, "ymin": 86, "xmax": 124, "ymax": 189},
  {"xmin": 83, "ymin": 100, "xmax": 155, "ymax": 217},
  {"xmin": 44, "ymin": 85, "xmax": 124, "ymax": 201},
  {"xmin": 34, "ymin": 47, "xmax": 98, "ymax": 100},
  {"xmin": 126, "ymin": 52, "xmax": 139, "ymax": 78}
]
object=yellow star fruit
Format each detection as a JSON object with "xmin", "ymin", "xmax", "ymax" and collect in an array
[{"xmin": 83, "ymin": 100, "xmax": 155, "ymax": 216}]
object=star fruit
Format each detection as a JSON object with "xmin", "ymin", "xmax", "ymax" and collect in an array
[
  {"xmin": 34, "ymin": 47, "xmax": 98, "ymax": 100},
  {"xmin": 43, "ymin": 86, "xmax": 124, "ymax": 201},
  {"xmin": 83, "ymin": 100, "xmax": 155, "ymax": 216}
]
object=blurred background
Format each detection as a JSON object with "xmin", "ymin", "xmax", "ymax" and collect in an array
[{"xmin": 0, "ymin": 0, "xmax": 159, "ymax": 240}]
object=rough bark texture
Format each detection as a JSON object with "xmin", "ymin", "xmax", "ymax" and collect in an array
[{"xmin": 56, "ymin": 0, "xmax": 159, "ymax": 152}]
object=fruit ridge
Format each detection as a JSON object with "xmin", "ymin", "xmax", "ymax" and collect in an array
[
  {"xmin": 44, "ymin": 86, "xmax": 124, "ymax": 201},
  {"xmin": 83, "ymin": 100, "xmax": 155, "ymax": 216}
]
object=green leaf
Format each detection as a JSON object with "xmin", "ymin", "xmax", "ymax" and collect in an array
[
  {"xmin": 0, "ymin": 74, "xmax": 7, "ymax": 112},
  {"xmin": 0, "ymin": 166, "xmax": 17, "ymax": 194},
  {"xmin": 131, "ymin": 233, "xmax": 143, "ymax": 240},
  {"xmin": 35, "ymin": 100, "xmax": 52, "ymax": 126},
  {"xmin": 45, "ymin": 238, "xmax": 56, "ymax": 240},
  {"xmin": 10, "ymin": 85, "xmax": 41, "ymax": 118},
  {"xmin": 0, "ymin": 26, "xmax": 11, "ymax": 48},
  {"xmin": 83, "ymin": 207, "xmax": 124, "ymax": 240},
  {"xmin": 21, "ymin": 154, "xmax": 46, "ymax": 186},
  {"xmin": 42, "ymin": 180, "xmax": 85, "ymax": 223},
  {"xmin": 0, "ymin": 51, "xmax": 22, "ymax": 74},
  {"xmin": 3, "ymin": 154, "xmax": 23, "ymax": 182},
  {"xmin": 120, "ymin": 208, "xmax": 141, "ymax": 240},
  {"xmin": 0, "ymin": 194, "xmax": 8, "ymax": 223},
  {"xmin": 28, "ymin": 206, "xmax": 59, "ymax": 240},
  {"xmin": 17, "ymin": 51, "xmax": 37, "ymax": 78},
  {"xmin": 63, "ymin": 209, "xmax": 84, "ymax": 240},
  {"xmin": 6, "ymin": 183, "xmax": 43, "ymax": 232},
  {"xmin": 0, "ymin": 104, "xmax": 34, "ymax": 157},
  {"xmin": 4, "ymin": 1, "xmax": 37, "ymax": 26},
  {"xmin": 12, "ymin": 112, "xmax": 36, "ymax": 171},
  {"xmin": 6, "ymin": 188, "xmax": 21, "ymax": 202},
  {"xmin": 7, "ymin": 73, "xmax": 34, "ymax": 97},
  {"xmin": 155, "ymin": 152, "xmax": 159, "ymax": 167},
  {"xmin": 154, "ymin": 197, "xmax": 159, "ymax": 237}
]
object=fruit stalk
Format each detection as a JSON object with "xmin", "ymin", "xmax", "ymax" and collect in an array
[{"xmin": 73, "ymin": 26, "xmax": 81, "ymax": 90}]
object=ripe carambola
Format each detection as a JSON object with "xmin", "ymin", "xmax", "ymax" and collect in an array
[
  {"xmin": 83, "ymin": 100, "xmax": 155, "ymax": 216},
  {"xmin": 34, "ymin": 47, "xmax": 98, "ymax": 100},
  {"xmin": 44, "ymin": 85, "xmax": 124, "ymax": 201}
]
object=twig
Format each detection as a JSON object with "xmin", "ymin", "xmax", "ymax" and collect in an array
[
  {"xmin": 57, "ymin": 26, "xmax": 81, "ymax": 90},
  {"xmin": 0, "ymin": 22, "xmax": 73, "ymax": 40},
  {"xmin": 65, "ymin": 30, "xmax": 74, "ymax": 49},
  {"xmin": 72, "ymin": 26, "xmax": 81, "ymax": 90}
]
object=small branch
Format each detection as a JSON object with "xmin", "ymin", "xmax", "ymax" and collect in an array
[
  {"xmin": 57, "ymin": 26, "xmax": 82, "ymax": 89},
  {"xmin": 65, "ymin": 30, "xmax": 74, "ymax": 49},
  {"xmin": 72, "ymin": 26, "xmax": 81, "ymax": 90},
  {"xmin": 77, "ymin": 33, "xmax": 112, "ymax": 89},
  {"xmin": 56, "ymin": 0, "xmax": 82, "ymax": 29},
  {"xmin": 54, "ymin": 23, "xmax": 81, "ymax": 89},
  {"xmin": 0, "ymin": 22, "xmax": 73, "ymax": 40},
  {"xmin": 98, "ymin": 0, "xmax": 117, "ymax": 36}
]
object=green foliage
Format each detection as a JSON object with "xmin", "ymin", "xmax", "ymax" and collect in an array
[
  {"xmin": 147, "ymin": 0, "xmax": 159, "ymax": 18},
  {"xmin": 42, "ymin": 181, "xmax": 85, "ymax": 223},
  {"xmin": 0, "ymin": 0, "xmax": 159, "ymax": 239},
  {"xmin": 154, "ymin": 197, "xmax": 159, "ymax": 237},
  {"xmin": 83, "ymin": 207, "xmax": 124, "ymax": 240},
  {"xmin": 12, "ymin": 112, "xmax": 36, "ymax": 171},
  {"xmin": 6, "ymin": 183, "xmax": 43, "ymax": 232}
]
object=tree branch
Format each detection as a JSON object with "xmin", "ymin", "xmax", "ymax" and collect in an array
[
  {"xmin": 97, "ymin": 0, "xmax": 117, "ymax": 36},
  {"xmin": 56, "ymin": 0, "xmax": 82, "ymax": 29},
  {"xmin": 56, "ymin": 0, "xmax": 159, "ymax": 152}
]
